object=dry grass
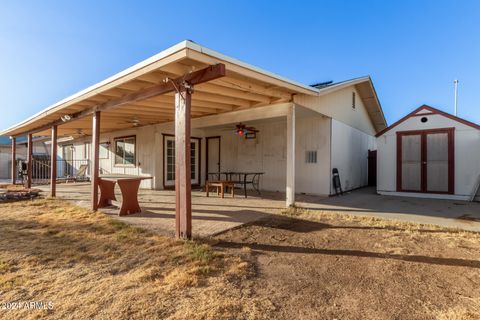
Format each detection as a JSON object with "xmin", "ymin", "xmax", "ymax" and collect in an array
[
  {"xmin": 0, "ymin": 184, "xmax": 38, "ymax": 192},
  {"xmin": 0, "ymin": 197, "xmax": 270, "ymax": 319},
  {"xmin": 283, "ymin": 205, "xmax": 480, "ymax": 236}
]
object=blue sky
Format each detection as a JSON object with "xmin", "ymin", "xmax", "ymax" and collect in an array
[{"xmin": 1, "ymin": 0, "xmax": 479, "ymax": 132}]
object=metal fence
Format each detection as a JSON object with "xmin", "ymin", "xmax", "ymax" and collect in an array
[{"xmin": 17, "ymin": 158, "xmax": 90, "ymax": 185}]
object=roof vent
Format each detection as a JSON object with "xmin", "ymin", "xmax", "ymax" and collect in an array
[{"xmin": 311, "ymin": 81, "xmax": 333, "ymax": 88}]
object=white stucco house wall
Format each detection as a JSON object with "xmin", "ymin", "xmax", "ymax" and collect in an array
[{"xmin": 376, "ymin": 105, "xmax": 480, "ymax": 200}]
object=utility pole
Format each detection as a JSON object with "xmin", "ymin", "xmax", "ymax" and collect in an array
[{"xmin": 454, "ymin": 79, "xmax": 459, "ymax": 116}]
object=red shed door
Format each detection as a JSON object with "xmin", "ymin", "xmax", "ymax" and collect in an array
[{"xmin": 397, "ymin": 129, "xmax": 454, "ymax": 194}]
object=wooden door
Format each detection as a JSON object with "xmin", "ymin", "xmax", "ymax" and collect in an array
[
  {"xmin": 398, "ymin": 133, "xmax": 422, "ymax": 192},
  {"xmin": 425, "ymin": 132, "xmax": 451, "ymax": 193},
  {"xmin": 368, "ymin": 150, "xmax": 377, "ymax": 186},
  {"xmin": 397, "ymin": 129, "xmax": 454, "ymax": 194},
  {"xmin": 206, "ymin": 136, "xmax": 221, "ymax": 179}
]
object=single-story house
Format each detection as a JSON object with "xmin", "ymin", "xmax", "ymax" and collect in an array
[
  {"xmin": 376, "ymin": 105, "xmax": 480, "ymax": 200},
  {"xmin": 0, "ymin": 40, "xmax": 387, "ymax": 238}
]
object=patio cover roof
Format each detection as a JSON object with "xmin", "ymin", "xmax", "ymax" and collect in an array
[{"xmin": 1, "ymin": 40, "xmax": 386, "ymax": 137}]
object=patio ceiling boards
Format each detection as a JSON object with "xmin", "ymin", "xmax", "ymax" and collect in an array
[{"xmin": 1, "ymin": 40, "xmax": 319, "ymax": 138}]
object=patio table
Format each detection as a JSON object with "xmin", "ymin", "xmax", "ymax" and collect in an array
[
  {"xmin": 98, "ymin": 174, "xmax": 152, "ymax": 216},
  {"xmin": 205, "ymin": 180, "xmax": 235, "ymax": 198},
  {"xmin": 208, "ymin": 172, "xmax": 264, "ymax": 198}
]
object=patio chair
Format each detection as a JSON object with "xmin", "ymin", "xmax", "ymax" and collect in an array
[
  {"xmin": 58, "ymin": 164, "xmax": 90, "ymax": 183},
  {"xmin": 73, "ymin": 164, "xmax": 89, "ymax": 182}
]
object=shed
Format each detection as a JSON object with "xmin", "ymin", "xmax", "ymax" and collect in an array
[{"xmin": 376, "ymin": 105, "xmax": 480, "ymax": 200}]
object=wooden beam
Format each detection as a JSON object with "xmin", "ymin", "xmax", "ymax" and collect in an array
[
  {"xmin": 136, "ymin": 70, "xmax": 171, "ymax": 83},
  {"xmin": 15, "ymin": 64, "xmax": 226, "ymax": 137},
  {"xmin": 6, "ymin": 51, "xmax": 190, "ymax": 137},
  {"xmin": 50, "ymin": 125, "xmax": 58, "ymax": 197},
  {"xmin": 26, "ymin": 133, "xmax": 33, "ymax": 189},
  {"xmin": 11, "ymin": 138, "xmax": 16, "ymax": 185},
  {"xmin": 104, "ymin": 107, "xmax": 205, "ymax": 117},
  {"xmin": 136, "ymin": 70, "xmax": 271, "ymax": 103},
  {"xmin": 96, "ymin": 63, "xmax": 226, "ymax": 113},
  {"xmin": 210, "ymin": 77, "xmax": 292, "ymax": 100},
  {"xmin": 195, "ymin": 82, "xmax": 270, "ymax": 103},
  {"xmin": 175, "ymin": 84, "xmax": 192, "ymax": 239},
  {"xmin": 166, "ymin": 90, "xmax": 251, "ymax": 107},
  {"xmin": 91, "ymin": 111, "xmax": 101, "ymax": 211},
  {"xmin": 186, "ymin": 49, "xmax": 316, "ymax": 95},
  {"xmin": 146, "ymin": 95, "xmax": 235, "ymax": 111}
]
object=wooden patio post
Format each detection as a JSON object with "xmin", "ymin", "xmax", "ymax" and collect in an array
[
  {"xmin": 26, "ymin": 133, "xmax": 33, "ymax": 189},
  {"xmin": 50, "ymin": 125, "xmax": 58, "ymax": 197},
  {"xmin": 175, "ymin": 81, "xmax": 193, "ymax": 239},
  {"xmin": 286, "ymin": 104, "xmax": 296, "ymax": 207},
  {"xmin": 91, "ymin": 111, "xmax": 101, "ymax": 211},
  {"xmin": 11, "ymin": 137, "xmax": 16, "ymax": 185}
]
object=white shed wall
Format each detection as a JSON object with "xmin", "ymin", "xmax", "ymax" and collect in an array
[
  {"xmin": 331, "ymin": 119, "xmax": 376, "ymax": 193},
  {"xmin": 377, "ymin": 112, "xmax": 480, "ymax": 199}
]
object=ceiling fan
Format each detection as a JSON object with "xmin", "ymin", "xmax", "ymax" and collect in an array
[
  {"xmin": 122, "ymin": 117, "xmax": 141, "ymax": 127},
  {"xmin": 75, "ymin": 129, "xmax": 88, "ymax": 137}
]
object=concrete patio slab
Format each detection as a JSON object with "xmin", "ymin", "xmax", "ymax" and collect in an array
[
  {"xmin": 297, "ymin": 187, "xmax": 480, "ymax": 232},
  {"xmin": 36, "ymin": 184, "xmax": 480, "ymax": 236},
  {"xmin": 37, "ymin": 183, "xmax": 285, "ymax": 238}
]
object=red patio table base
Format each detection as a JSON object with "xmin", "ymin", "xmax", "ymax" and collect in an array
[
  {"xmin": 98, "ymin": 179, "xmax": 117, "ymax": 207},
  {"xmin": 97, "ymin": 175, "xmax": 152, "ymax": 216}
]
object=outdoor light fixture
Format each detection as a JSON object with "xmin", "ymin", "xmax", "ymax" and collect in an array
[
  {"xmin": 61, "ymin": 114, "xmax": 72, "ymax": 122},
  {"xmin": 234, "ymin": 123, "xmax": 259, "ymax": 139}
]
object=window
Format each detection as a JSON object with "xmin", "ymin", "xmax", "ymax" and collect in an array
[
  {"xmin": 352, "ymin": 92, "xmax": 356, "ymax": 109},
  {"xmin": 114, "ymin": 136, "xmax": 136, "ymax": 166},
  {"xmin": 190, "ymin": 141, "xmax": 196, "ymax": 180},
  {"xmin": 166, "ymin": 139, "xmax": 175, "ymax": 181},
  {"xmin": 99, "ymin": 142, "xmax": 109, "ymax": 159},
  {"xmin": 163, "ymin": 135, "xmax": 200, "ymax": 187},
  {"xmin": 306, "ymin": 150, "xmax": 318, "ymax": 164}
]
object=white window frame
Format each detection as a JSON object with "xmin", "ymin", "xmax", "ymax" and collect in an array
[{"xmin": 114, "ymin": 136, "xmax": 136, "ymax": 167}]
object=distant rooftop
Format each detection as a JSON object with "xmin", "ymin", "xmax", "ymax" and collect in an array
[
  {"xmin": 0, "ymin": 136, "xmax": 15, "ymax": 145},
  {"xmin": 0, "ymin": 135, "xmax": 42, "ymax": 145},
  {"xmin": 310, "ymin": 80, "xmax": 334, "ymax": 88}
]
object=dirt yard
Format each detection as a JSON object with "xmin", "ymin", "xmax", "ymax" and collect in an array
[
  {"xmin": 1, "ymin": 198, "xmax": 480, "ymax": 319},
  {"xmin": 214, "ymin": 208, "xmax": 480, "ymax": 319}
]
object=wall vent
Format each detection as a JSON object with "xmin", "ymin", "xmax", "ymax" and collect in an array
[{"xmin": 306, "ymin": 150, "xmax": 318, "ymax": 164}]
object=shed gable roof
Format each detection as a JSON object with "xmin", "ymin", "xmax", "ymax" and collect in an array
[{"xmin": 375, "ymin": 105, "xmax": 480, "ymax": 137}]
